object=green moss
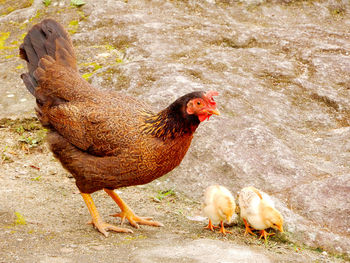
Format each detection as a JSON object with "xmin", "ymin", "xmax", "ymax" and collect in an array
[
  {"xmin": 0, "ymin": 0, "xmax": 33, "ymax": 16},
  {"xmin": 0, "ymin": 32, "xmax": 10, "ymax": 49},
  {"xmin": 79, "ymin": 62, "xmax": 102, "ymax": 71},
  {"xmin": 91, "ymin": 44, "xmax": 115, "ymax": 51},
  {"xmin": 15, "ymin": 64, "xmax": 24, "ymax": 70},
  {"xmin": 14, "ymin": 212, "xmax": 26, "ymax": 225},
  {"xmin": 80, "ymin": 62, "xmax": 103, "ymax": 81},
  {"xmin": 82, "ymin": 72, "xmax": 93, "ymax": 80},
  {"xmin": 77, "ymin": 10, "xmax": 87, "ymax": 20},
  {"xmin": 19, "ymin": 32, "xmax": 27, "ymax": 41},
  {"xmin": 29, "ymin": 10, "xmax": 42, "ymax": 23},
  {"xmin": 68, "ymin": 20, "xmax": 79, "ymax": 34}
]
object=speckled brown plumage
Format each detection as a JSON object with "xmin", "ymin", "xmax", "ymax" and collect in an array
[
  {"xmin": 19, "ymin": 19, "xmax": 220, "ymax": 235},
  {"xmin": 19, "ymin": 19, "xmax": 217, "ymax": 195}
]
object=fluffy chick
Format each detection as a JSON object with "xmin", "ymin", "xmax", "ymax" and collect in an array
[
  {"xmin": 239, "ymin": 186, "xmax": 283, "ymax": 241},
  {"xmin": 203, "ymin": 185, "xmax": 236, "ymax": 235}
]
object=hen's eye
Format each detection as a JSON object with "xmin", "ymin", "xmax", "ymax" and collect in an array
[{"xmin": 197, "ymin": 101, "xmax": 201, "ymax": 105}]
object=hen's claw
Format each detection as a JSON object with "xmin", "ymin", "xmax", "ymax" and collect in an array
[
  {"xmin": 112, "ymin": 212, "xmax": 163, "ymax": 228},
  {"xmin": 104, "ymin": 188, "xmax": 164, "ymax": 228},
  {"xmin": 87, "ymin": 220, "xmax": 133, "ymax": 237}
]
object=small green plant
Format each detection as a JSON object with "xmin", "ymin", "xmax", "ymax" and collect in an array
[
  {"xmin": 1, "ymin": 146, "xmax": 13, "ymax": 164},
  {"xmin": 71, "ymin": 0, "xmax": 86, "ymax": 7},
  {"xmin": 16, "ymin": 125, "xmax": 25, "ymax": 135},
  {"xmin": 18, "ymin": 128, "xmax": 47, "ymax": 149},
  {"xmin": 19, "ymin": 135, "xmax": 39, "ymax": 148},
  {"xmin": 42, "ymin": 0, "xmax": 51, "ymax": 7},
  {"xmin": 14, "ymin": 212, "xmax": 26, "ymax": 225},
  {"xmin": 153, "ymin": 189, "xmax": 175, "ymax": 202}
]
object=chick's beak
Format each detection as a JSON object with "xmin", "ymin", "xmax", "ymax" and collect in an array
[{"xmin": 277, "ymin": 225, "xmax": 284, "ymax": 233}]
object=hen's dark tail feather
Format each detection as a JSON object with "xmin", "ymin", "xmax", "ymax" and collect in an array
[{"xmin": 19, "ymin": 18, "xmax": 76, "ymax": 97}]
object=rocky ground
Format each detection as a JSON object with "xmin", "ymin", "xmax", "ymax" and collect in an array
[{"xmin": 0, "ymin": 0, "xmax": 349, "ymax": 262}]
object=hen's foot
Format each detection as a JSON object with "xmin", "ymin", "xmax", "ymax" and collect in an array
[
  {"xmin": 111, "ymin": 211, "xmax": 164, "ymax": 228},
  {"xmin": 87, "ymin": 220, "xmax": 133, "ymax": 237},
  {"xmin": 80, "ymin": 192, "xmax": 132, "ymax": 237},
  {"xmin": 204, "ymin": 219, "xmax": 219, "ymax": 232},
  {"xmin": 104, "ymin": 188, "xmax": 164, "ymax": 229}
]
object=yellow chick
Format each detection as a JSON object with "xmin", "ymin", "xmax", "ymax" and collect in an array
[
  {"xmin": 203, "ymin": 185, "xmax": 236, "ymax": 235},
  {"xmin": 238, "ymin": 186, "xmax": 283, "ymax": 241}
]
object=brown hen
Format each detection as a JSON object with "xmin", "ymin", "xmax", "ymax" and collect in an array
[{"xmin": 19, "ymin": 19, "xmax": 220, "ymax": 236}]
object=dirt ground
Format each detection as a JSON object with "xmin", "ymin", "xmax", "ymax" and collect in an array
[{"xmin": 0, "ymin": 118, "xmax": 345, "ymax": 263}]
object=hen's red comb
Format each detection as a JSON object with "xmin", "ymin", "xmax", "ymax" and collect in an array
[{"xmin": 204, "ymin": 90, "xmax": 219, "ymax": 106}]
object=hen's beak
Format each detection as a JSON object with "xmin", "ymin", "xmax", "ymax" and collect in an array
[{"xmin": 209, "ymin": 109, "xmax": 220, "ymax": 116}]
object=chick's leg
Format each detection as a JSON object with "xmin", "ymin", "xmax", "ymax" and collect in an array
[
  {"xmin": 243, "ymin": 219, "xmax": 256, "ymax": 236},
  {"xmin": 104, "ymin": 189, "xmax": 164, "ymax": 228},
  {"xmin": 258, "ymin": 229, "xmax": 275, "ymax": 241},
  {"xmin": 80, "ymin": 192, "xmax": 133, "ymax": 237},
  {"xmin": 204, "ymin": 219, "xmax": 219, "ymax": 232},
  {"xmin": 219, "ymin": 221, "xmax": 232, "ymax": 235}
]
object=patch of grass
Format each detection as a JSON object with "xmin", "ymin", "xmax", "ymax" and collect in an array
[
  {"xmin": 71, "ymin": 0, "xmax": 86, "ymax": 7},
  {"xmin": 1, "ymin": 146, "xmax": 13, "ymax": 164},
  {"xmin": 153, "ymin": 189, "xmax": 175, "ymax": 202},
  {"xmin": 14, "ymin": 212, "xmax": 26, "ymax": 225},
  {"xmin": 1, "ymin": 118, "xmax": 48, "ymax": 151},
  {"xmin": 19, "ymin": 128, "xmax": 47, "ymax": 149},
  {"xmin": 16, "ymin": 126, "xmax": 25, "ymax": 135},
  {"xmin": 19, "ymin": 135, "xmax": 40, "ymax": 148},
  {"xmin": 42, "ymin": 0, "xmax": 51, "ymax": 7}
]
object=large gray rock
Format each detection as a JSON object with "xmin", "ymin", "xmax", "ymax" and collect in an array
[{"xmin": 1, "ymin": 0, "xmax": 349, "ymax": 257}]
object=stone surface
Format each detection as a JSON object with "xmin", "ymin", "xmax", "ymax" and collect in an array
[{"xmin": 0, "ymin": 0, "xmax": 349, "ymax": 261}]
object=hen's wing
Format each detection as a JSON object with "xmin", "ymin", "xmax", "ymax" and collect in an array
[{"xmin": 46, "ymin": 93, "xmax": 153, "ymax": 156}]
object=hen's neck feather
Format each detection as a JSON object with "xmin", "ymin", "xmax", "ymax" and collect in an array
[{"xmin": 142, "ymin": 102, "xmax": 200, "ymax": 140}]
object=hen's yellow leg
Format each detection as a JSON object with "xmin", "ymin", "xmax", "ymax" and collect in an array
[
  {"xmin": 219, "ymin": 221, "xmax": 232, "ymax": 235},
  {"xmin": 81, "ymin": 192, "xmax": 133, "ymax": 237},
  {"xmin": 243, "ymin": 219, "xmax": 256, "ymax": 236},
  {"xmin": 204, "ymin": 219, "xmax": 219, "ymax": 232},
  {"xmin": 104, "ymin": 189, "xmax": 164, "ymax": 228}
]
